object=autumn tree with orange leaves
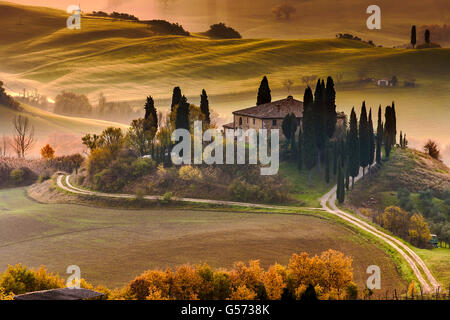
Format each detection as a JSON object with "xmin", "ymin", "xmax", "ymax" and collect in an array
[{"xmin": 40, "ymin": 144, "xmax": 55, "ymax": 160}]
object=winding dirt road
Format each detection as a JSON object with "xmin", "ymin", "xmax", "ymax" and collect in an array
[
  {"xmin": 320, "ymin": 169, "xmax": 440, "ymax": 294},
  {"xmin": 57, "ymin": 173, "xmax": 440, "ymax": 293}
]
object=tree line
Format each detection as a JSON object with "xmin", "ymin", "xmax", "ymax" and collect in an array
[{"xmin": 277, "ymin": 75, "xmax": 401, "ymax": 204}]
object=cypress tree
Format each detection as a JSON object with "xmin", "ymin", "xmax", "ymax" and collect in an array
[
  {"xmin": 376, "ymin": 105, "xmax": 383, "ymax": 164},
  {"xmin": 333, "ymin": 141, "xmax": 338, "ymax": 176},
  {"xmin": 399, "ymin": 131, "xmax": 403, "ymax": 148},
  {"xmin": 144, "ymin": 96, "xmax": 158, "ymax": 131},
  {"xmin": 391, "ymin": 101, "xmax": 397, "ymax": 145},
  {"xmin": 302, "ymin": 88, "xmax": 318, "ymax": 185},
  {"xmin": 313, "ymin": 79, "xmax": 326, "ymax": 170},
  {"xmin": 411, "ymin": 25, "xmax": 416, "ymax": 48},
  {"xmin": 200, "ymin": 89, "xmax": 211, "ymax": 124},
  {"xmin": 337, "ymin": 157, "xmax": 345, "ymax": 203},
  {"xmin": 257, "ymin": 76, "xmax": 271, "ymax": 105},
  {"xmin": 384, "ymin": 106, "xmax": 393, "ymax": 158},
  {"xmin": 297, "ymin": 128, "xmax": 303, "ymax": 170},
  {"xmin": 325, "ymin": 144, "xmax": 330, "ymax": 183},
  {"xmin": 175, "ymin": 95, "xmax": 190, "ymax": 130},
  {"xmin": 171, "ymin": 87, "xmax": 182, "ymax": 112},
  {"xmin": 303, "ymin": 86, "xmax": 313, "ymax": 114},
  {"xmin": 345, "ymin": 162, "xmax": 350, "ymax": 191},
  {"xmin": 348, "ymin": 108, "xmax": 360, "ymax": 188},
  {"xmin": 325, "ymin": 76, "xmax": 337, "ymax": 139},
  {"xmin": 368, "ymin": 108, "xmax": 375, "ymax": 174},
  {"xmin": 359, "ymin": 102, "xmax": 369, "ymax": 177}
]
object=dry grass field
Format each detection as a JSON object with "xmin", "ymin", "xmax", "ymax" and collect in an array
[{"xmin": 0, "ymin": 186, "xmax": 407, "ymax": 290}]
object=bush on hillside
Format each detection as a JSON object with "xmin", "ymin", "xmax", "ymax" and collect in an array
[
  {"xmin": 145, "ymin": 20, "xmax": 190, "ymax": 36},
  {"xmin": 205, "ymin": 23, "xmax": 241, "ymax": 39}
]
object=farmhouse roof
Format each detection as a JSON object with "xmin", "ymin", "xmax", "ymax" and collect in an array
[{"xmin": 233, "ymin": 96, "xmax": 303, "ymax": 119}]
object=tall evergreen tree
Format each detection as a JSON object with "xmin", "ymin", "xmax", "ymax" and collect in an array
[
  {"xmin": 384, "ymin": 105, "xmax": 394, "ymax": 158},
  {"xmin": 325, "ymin": 76, "xmax": 337, "ymax": 139},
  {"xmin": 303, "ymin": 86, "xmax": 313, "ymax": 114},
  {"xmin": 200, "ymin": 89, "xmax": 211, "ymax": 124},
  {"xmin": 313, "ymin": 79, "xmax": 326, "ymax": 170},
  {"xmin": 376, "ymin": 105, "xmax": 383, "ymax": 165},
  {"xmin": 282, "ymin": 113, "xmax": 298, "ymax": 161},
  {"xmin": 297, "ymin": 128, "xmax": 303, "ymax": 170},
  {"xmin": 359, "ymin": 102, "xmax": 369, "ymax": 177},
  {"xmin": 337, "ymin": 157, "xmax": 345, "ymax": 203},
  {"xmin": 391, "ymin": 101, "xmax": 397, "ymax": 145},
  {"xmin": 345, "ymin": 162, "xmax": 350, "ymax": 191},
  {"xmin": 325, "ymin": 144, "xmax": 330, "ymax": 183},
  {"xmin": 368, "ymin": 108, "xmax": 375, "ymax": 174},
  {"xmin": 411, "ymin": 25, "xmax": 417, "ymax": 48},
  {"xmin": 333, "ymin": 141, "xmax": 338, "ymax": 176},
  {"xmin": 257, "ymin": 76, "xmax": 271, "ymax": 105},
  {"xmin": 175, "ymin": 95, "xmax": 190, "ymax": 130},
  {"xmin": 144, "ymin": 95, "xmax": 158, "ymax": 132},
  {"xmin": 348, "ymin": 108, "xmax": 360, "ymax": 188},
  {"xmin": 399, "ymin": 131, "xmax": 403, "ymax": 148},
  {"xmin": 302, "ymin": 88, "xmax": 318, "ymax": 185},
  {"xmin": 171, "ymin": 87, "xmax": 182, "ymax": 112}
]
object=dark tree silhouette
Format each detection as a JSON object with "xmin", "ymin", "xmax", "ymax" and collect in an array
[
  {"xmin": 171, "ymin": 87, "xmax": 182, "ymax": 112},
  {"xmin": 257, "ymin": 76, "xmax": 272, "ymax": 105},
  {"xmin": 348, "ymin": 108, "xmax": 360, "ymax": 188},
  {"xmin": 425, "ymin": 29, "xmax": 431, "ymax": 45},
  {"xmin": 423, "ymin": 140, "xmax": 440, "ymax": 160},
  {"xmin": 359, "ymin": 102, "xmax": 369, "ymax": 177},
  {"xmin": 302, "ymin": 88, "xmax": 317, "ymax": 185},
  {"xmin": 144, "ymin": 96, "xmax": 158, "ymax": 133},
  {"xmin": 175, "ymin": 95, "xmax": 190, "ymax": 130},
  {"xmin": 200, "ymin": 89, "xmax": 210, "ymax": 124},
  {"xmin": 411, "ymin": 25, "xmax": 417, "ymax": 48}
]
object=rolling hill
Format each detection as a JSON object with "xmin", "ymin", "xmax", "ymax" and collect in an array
[{"xmin": 0, "ymin": 1, "xmax": 449, "ymax": 164}]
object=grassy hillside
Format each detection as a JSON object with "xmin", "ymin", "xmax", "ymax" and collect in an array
[
  {"xmin": 0, "ymin": 103, "xmax": 128, "ymax": 156},
  {"xmin": 348, "ymin": 148, "xmax": 449, "ymax": 206},
  {"xmin": 0, "ymin": 1, "xmax": 449, "ymax": 164},
  {"xmin": 346, "ymin": 147, "xmax": 450, "ymax": 287}
]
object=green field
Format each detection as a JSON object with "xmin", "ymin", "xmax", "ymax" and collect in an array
[
  {"xmin": 0, "ymin": 186, "xmax": 406, "ymax": 290},
  {"xmin": 0, "ymin": 2, "xmax": 449, "ymax": 164}
]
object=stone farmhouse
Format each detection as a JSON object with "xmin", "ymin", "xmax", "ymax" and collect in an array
[{"xmin": 223, "ymin": 95, "xmax": 345, "ymax": 139}]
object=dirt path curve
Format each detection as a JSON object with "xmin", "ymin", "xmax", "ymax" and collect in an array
[
  {"xmin": 320, "ymin": 168, "xmax": 440, "ymax": 294},
  {"xmin": 56, "ymin": 175, "xmax": 322, "ymax": 211}
]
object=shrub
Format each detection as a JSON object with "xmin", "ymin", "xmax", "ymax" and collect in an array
[
  {"xmin": 0, "ymin": 264, "xmax": 63, "ymax": 295},
  {"xmin": 179, "ymin": 165, "xmax": 202, "ymax": 181},
  {"xmin": 9, "ymin": 169, "xmax": 24, "ymax": 185},
  {"xmin": 131, "ymin": 158, "xmax": 156, "ymax": 178},
  {"xmin": 162, "ymin": 192, "xmax": 173, "ymax": 201},
  {"xmin": 205, "ymin": 23, "xmax": 241, "ymax": 39}
]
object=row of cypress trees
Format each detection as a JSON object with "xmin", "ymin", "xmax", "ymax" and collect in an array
[
  {"xmin": 335, "ymin": 102, "xmax": 398, "ymax": 203},
  {"xmin": 275, "ymin": 74, "xmax": 400, "ymax": 204}
]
